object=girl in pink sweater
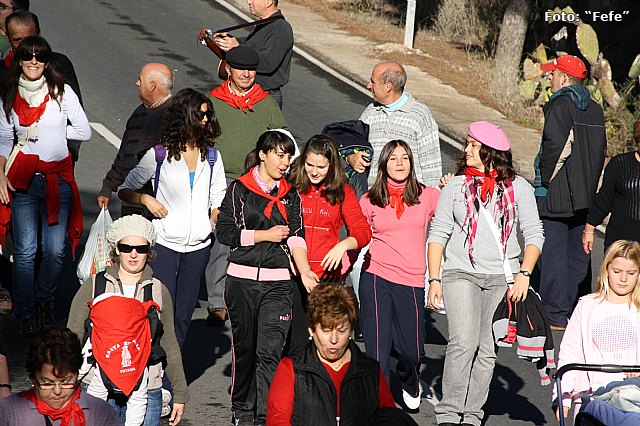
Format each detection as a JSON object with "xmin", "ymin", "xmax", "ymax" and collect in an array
[
  {"xmin": 358, "ymin": 140, "xmax": 439, "ymax": 411},
  {"xmin": 555, "ymin": 239, "xmax": 640, "ymax": 421}
]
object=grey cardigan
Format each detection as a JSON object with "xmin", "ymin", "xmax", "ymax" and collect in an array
[{"xmin": 428, "ymin": 175, "xmax": 544, "ymax": 275}]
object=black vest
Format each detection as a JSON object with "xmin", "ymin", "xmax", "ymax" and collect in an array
[{"xmin": 290, "ymin": 341, "xmax": 379, "ymax": 426}]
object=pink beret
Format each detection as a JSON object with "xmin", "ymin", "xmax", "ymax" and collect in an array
[{"xmin": 467, "ymin": 121, "xmax": 511, "ymax": 152}]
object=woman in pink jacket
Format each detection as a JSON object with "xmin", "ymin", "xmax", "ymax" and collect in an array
[
  {"xmin": 555, "ymin": 240, "xmax": 640, "ymax": 421},
  {"xmin": 358, "ymin": 139, "xmax": 440, "ymax": 411},
  {"xmin": 287, "ymin": 135, "xmax": 371, "ymax": 356}
]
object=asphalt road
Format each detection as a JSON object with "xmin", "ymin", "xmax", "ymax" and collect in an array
[{"xmin": 0, "ymin": 1, "xmax": 605, "ymax": 425}]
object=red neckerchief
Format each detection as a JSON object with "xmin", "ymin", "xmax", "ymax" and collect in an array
[
  {"xmin": 4, "ymin": 49, "xmax": 14, "ymax": 68},
  {"xmin": 19, "ymin": 387, "xmax": 86, "ymax": 426},
  {"xmin": 464, "ymin": 167, "xmax": 498, "ymax": 202},
  {"xmin": 209, "ymin": 82, "xmax": 269, "ymax": 113},
  {"xmin": 237, "ymin": 170, "xmax": 291, "ymax": 222},
  {"xmin": 13, "ymin": 90, "xmax": 50, "ymax": 127},
  {"xmin": 387, "ymin": 184, "xmax": 405, "ymax": 219},
  {"xmin": 89, "ymin": 295, "xmax": 158, "ymax": 396},
  {"xmin": 0, "ymin": 152, "xmax": 83, "ymax": 257}
]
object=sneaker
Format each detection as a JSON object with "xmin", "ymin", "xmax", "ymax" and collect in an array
[
  {"xmin": 0, "ymin": 290, "xmax": 12, "ymax": 315},
  {"xmin": 19, "ymin": 318, "xmax": 39, "ymax": 337},
  {"xmin": 402, "ymin": 381, "xmax": 423, "ymax": 410},
  {"xmin": 37, "ymin": 300, "xmax": 55, "ymax": 328},
  {"xmin": 207, "ymin": 307, "xmax": 228, "ymax": 327},
  {"xmin": 353, "ymin": 321, "xmax": 364, "ymax": 343},
  {"xmin": 231, "ymin": 412, "xmax": 254, "ymax": 425},
  {"xmin": 161, "ymin": 388, "xmax": 172, "ymax": 417},
  {"xmin": 421, "ymin": 379, "xmax": 441, "ymax": 405}
]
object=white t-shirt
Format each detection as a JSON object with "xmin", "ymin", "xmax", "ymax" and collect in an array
[{"xmin": 590, "ymin": 300, "xmax": 638, "ymax": 388}]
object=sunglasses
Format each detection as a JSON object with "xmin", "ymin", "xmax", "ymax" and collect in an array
[
  {"xmin": 20, "ymin": 51, "xmax": 49, "ymax": 63},
  {"xmin": 117, "ymin": 243, "xmax": 151, "ymax": 254},
  {"xmin": 195, "ymin": 109, "xmax": 213, "ymax": 121}
]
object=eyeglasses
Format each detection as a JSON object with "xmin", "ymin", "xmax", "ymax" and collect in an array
[
  {"xmin": 195, "ymin": 109, "xmax": 213, "ymax": 121},
  {"xmin": 20, "ymin": 51, "xmax": 49, "ymax": 64},
  {"xmin": 34, "ymin": 379, "xmax": 78, "ymax": 391},
  {"xmin": 117, "ymin": 243, "xmax": 151, "ymax": 254}
]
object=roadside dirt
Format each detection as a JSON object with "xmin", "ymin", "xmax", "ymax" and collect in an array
[{"xmin": 289, "ymin": 0, "xmax": 503, "ymax": 113}]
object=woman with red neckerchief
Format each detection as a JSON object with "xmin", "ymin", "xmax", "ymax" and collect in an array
[
  {"xmin": 427, "ymin": 121, "xmax": 544, "ymax": 426},
  {"xmin": 0, "ymin": 326, "xmax": 122, "ymax": 426},
  {"xmin": 0, "ymin": 36, "xmax": 90, "ymax": 337}
]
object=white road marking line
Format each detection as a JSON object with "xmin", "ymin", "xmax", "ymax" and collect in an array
[{"xmin": 90, "ymin": 122, "xmax": 121, "ymax": 149}]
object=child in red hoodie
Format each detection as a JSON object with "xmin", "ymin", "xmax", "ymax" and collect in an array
[{"xmin": 287, "ymin": 135, "xmax": 372, "ymax": 356}]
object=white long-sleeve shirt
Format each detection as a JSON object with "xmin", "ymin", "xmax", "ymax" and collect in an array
[
  {"xmin": 0, "ymin": 85, "xmax": 91, "ymax": 161},
  {"xmin": 120, "ymin": 147, "xmax": 227, "ymax": 253}
]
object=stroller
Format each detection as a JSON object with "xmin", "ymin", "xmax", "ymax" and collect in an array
[{"xmin": 555, "ymin": 363, "xmax": 640, "ymax": 426}]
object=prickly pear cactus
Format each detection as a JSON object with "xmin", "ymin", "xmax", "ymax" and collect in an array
[
  {"xmin": 576, "ymin": 23, "xmax": 599, "ymax": 66},
  {"xmin": 629, "ymin": 54, "xmax": 640, "ymax": 80}
]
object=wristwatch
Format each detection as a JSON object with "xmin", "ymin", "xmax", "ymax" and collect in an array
[
  {"xmin": 518, "ymin": 270, "xmax": 531, "ymax": 277},
  {"xmin": 428, "ymin": 277, "xmax": 442, "ymax": 284}
]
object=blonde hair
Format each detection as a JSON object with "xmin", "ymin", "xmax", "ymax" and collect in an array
[{"xmin": 595, "ymin": 240, "xmax": 640, "ymax": 308}]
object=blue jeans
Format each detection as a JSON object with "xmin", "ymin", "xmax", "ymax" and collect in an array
[
  {"xmin": 81, "ymin": 383, "xmax": 161, "ymax": 425},
  {"xmin": 11, "ymin": 175, "xmax": 71, "ymax": 322},
  {"xmin": 143, "ymin": 388, "xmax": 162, "ymax": 426}
]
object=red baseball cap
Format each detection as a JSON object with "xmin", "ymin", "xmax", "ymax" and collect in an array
[{"xmin": 540, "ymin": 55, "xmax": 588, "ymax": 79}]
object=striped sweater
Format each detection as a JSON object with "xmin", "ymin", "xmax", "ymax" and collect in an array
[{"xmin": 359, "ymin": 92, "xmax": 442, "ymax": 187}]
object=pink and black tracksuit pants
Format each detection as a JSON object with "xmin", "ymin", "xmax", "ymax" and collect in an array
[{"xmin": 358, "ymin": 271, "xmax": 425, "ymax": 398}]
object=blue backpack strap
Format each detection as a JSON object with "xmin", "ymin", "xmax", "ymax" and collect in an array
[
  {"xmin": 153, "ymin": 145, "xmax": 167, "ymax": 198},
  {"xmin": 206, "ymin": 147, "xmax": 218, "ymax": 189}
]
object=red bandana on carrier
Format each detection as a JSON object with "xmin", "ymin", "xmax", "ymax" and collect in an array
[{"xmin": 88, "ymin": 293, "xmax": 159, "ymax": 396}]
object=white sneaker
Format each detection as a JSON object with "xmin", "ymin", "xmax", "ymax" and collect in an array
[
  {"xmin": 421, "ymin": 379, "xmax": 441, "ymax": 405},
  {"xmin": 161, "ymin": 388, "xmax": 172, "ymax": 417},
  {"xmin": 402, "ymin": 382, "xmax": 423, "ymax": 410}
]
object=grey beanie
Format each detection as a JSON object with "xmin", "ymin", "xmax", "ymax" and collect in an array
[{"xmin": 106, "ymin": 214, "xmax": 157, "ymax": 247}]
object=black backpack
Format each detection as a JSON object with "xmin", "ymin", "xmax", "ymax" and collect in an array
[{"xmin": 82, "ymin": 272, "xmax": 167, "ymax": 397}]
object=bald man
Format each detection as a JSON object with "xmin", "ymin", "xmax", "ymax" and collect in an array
[
  {"xmin": 347, "ymin": 61, "xmax": 442, "ymax": 188},
  {"xmin": 98, "ymin": 63, "xmax": 174, "ymax": 216}
]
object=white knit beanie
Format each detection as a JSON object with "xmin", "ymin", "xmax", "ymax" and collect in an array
[{"xmin": 106, "ymin": 214, "xmax": 157, "ymax": 247}]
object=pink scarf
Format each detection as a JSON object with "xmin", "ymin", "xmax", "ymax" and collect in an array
[{"xmin": 461, "ymin": 169, "xmax": 516, "ymax": 266}]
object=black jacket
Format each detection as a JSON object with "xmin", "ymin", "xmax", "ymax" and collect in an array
[
  {"xmin": 216, "ymin": 178, "xmax": 303, "ymax": 270},
  {"xmin": 240, "ymin": 10, "xmax": 293, "ymax": 91},
  {"xmin": 290, "ymin": 341, "xmax": 380, "ymax": 426},
  {"xmin": 533, "ymin": 86, "xmax": 607, "ymax": 218}
]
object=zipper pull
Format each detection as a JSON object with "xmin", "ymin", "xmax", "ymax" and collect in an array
[{"xmin": 336, "ymin": 417, "xmax": 340, "ymax": 426}]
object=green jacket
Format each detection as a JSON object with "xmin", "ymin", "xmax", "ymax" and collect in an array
[{"xmin": 210, "ymin": 93, "xmax": 288, "ymax": 179}]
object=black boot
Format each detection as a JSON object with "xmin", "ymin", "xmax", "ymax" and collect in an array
[{"xmin": 37, "ymin": 300, "xmax": 55, "ymax": 329}]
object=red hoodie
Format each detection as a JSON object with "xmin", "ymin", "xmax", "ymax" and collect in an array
[{"xmin": 300, "ymin": 183, "xmax": 371, "ymax": 280}]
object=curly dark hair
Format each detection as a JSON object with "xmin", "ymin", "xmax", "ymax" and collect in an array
[
  {"xmin": 25, "ymin": 327, "xmax": 82, "ymax": 379},
  {"xmin": 159, "ymin": 88, "xmax": 221, "ymax": 162},
  {"xmin": 368, "ymin": 140, "xmax": 423, "ymax": 208},
  {"xmin": 288, "ymin": 135, "xmax": 346, "ymax": 205},
  {"xmin": 307, "ymin": 283, "xmax": 359, "ymax": 330},
  {"xmin": 2, "ymin": 36, "xmax": 66, "ymax": 121},
  {"xmin": 454, "ymin": 137, "xmax": 517, "ymax": 181}
]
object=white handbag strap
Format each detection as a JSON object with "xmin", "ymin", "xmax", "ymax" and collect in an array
[{"xmin": 479, "ymin": 204, "xmax": 514, "ymax": 284}]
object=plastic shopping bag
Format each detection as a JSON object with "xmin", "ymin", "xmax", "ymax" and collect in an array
[{"xmin": 77, "ymin": 208, "xmax": 113, "ymax": 283}]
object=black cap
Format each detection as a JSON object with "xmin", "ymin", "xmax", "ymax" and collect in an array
[{"xmin": 225, "ymin": 45, "xmax": 259, "ymax": 70}]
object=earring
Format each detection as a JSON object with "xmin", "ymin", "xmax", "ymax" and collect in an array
[{"xmin": 308, "ymin": 335, "xmax": 312, "ymax": 340}]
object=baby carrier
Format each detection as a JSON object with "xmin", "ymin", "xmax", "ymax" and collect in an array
[{"xmin": 82, "ymin": 272, "xmax": 166, "ymax": 398}]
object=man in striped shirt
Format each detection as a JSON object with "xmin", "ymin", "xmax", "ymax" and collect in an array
[{"xmin": 347, "ymin": 61, "xmax": 442, "ymax": 188}]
